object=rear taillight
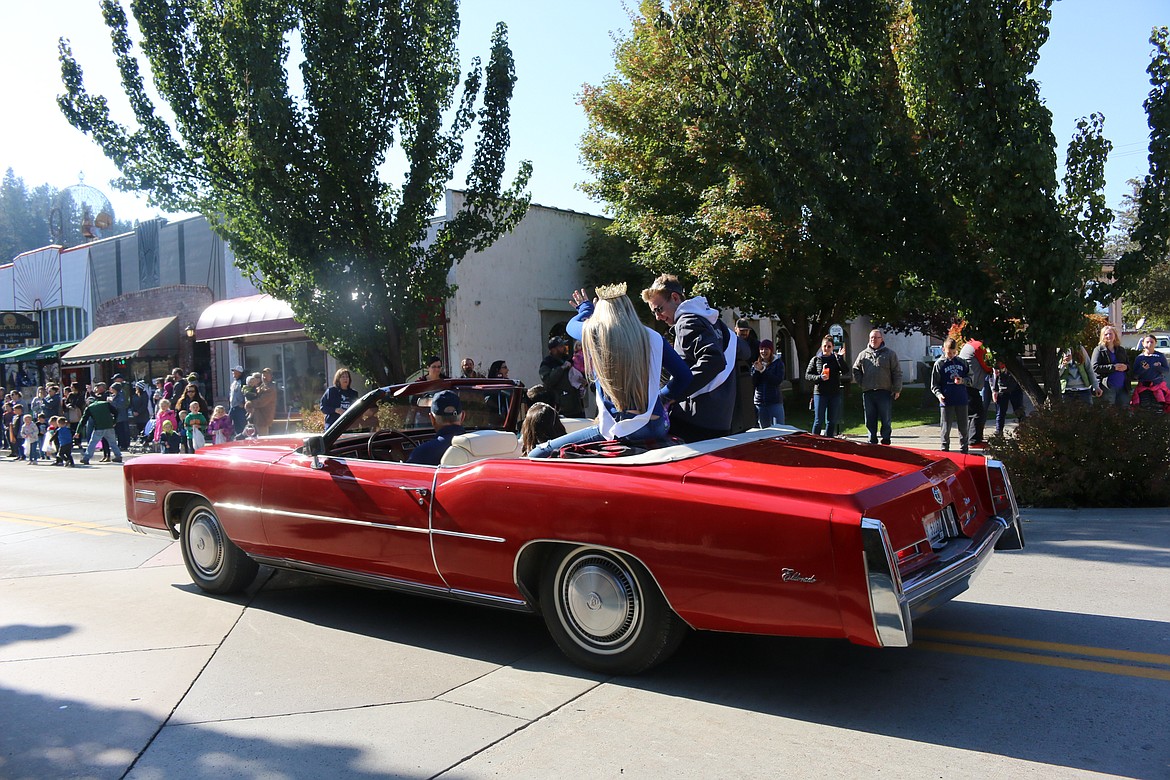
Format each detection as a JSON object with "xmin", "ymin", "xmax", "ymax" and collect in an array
[{"xmin": 896, "ymin": 543, "xmax": 920, "ymax": 562}]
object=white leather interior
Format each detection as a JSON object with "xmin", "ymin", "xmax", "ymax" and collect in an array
[
  {"xmin": 559, "ymin": 417, "xmax": 595, "ymax": 434},
  {"xmin": 440, "ymin": 429, "xmax": 523, "ymax": 466}
]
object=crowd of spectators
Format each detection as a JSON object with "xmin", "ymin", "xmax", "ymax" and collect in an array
[{"xmin": 2, "ymin": 363, "xmax": 281, "ymax": 466}]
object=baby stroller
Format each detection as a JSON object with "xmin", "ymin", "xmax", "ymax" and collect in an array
[{"xmin": 137, "ymin": 418, "xmax": 157, "ymax": 452}]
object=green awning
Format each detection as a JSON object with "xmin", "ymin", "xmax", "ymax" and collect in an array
[
  {"xmin": 0, "ymin": 345, "xmax": 46, "ymax": 363},
  {"xmin": 37, "ymin": 341, "xmax": 80, "ymax": 359}
]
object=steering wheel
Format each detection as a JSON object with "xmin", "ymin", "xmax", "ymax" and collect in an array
[{"xmin": 366, "ymin": 429, "xmax": 418, "ymax": 461}]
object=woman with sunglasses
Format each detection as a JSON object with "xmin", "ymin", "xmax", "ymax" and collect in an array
[{"xmin": 176, "ymin": 381, "xmax": 208, "ymax": 452}]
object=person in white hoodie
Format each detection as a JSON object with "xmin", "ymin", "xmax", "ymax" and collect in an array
[{"xmin": 641, "ymin": 274, "xmax": 738, "ymax": 442}]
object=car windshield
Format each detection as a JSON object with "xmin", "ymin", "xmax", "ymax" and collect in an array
[{"xmin": 332, "ymin": 384, "xmax": 517, "ymax": 438}]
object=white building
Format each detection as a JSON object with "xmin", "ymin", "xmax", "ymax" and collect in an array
[{"xmin": 437, "ymin": 191, "xmax": 600, "ymax": 387}]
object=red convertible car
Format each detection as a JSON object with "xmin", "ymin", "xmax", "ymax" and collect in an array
[{"xmin": 124, "ymin": 378, "xmax": 1024, "ymax": 674}]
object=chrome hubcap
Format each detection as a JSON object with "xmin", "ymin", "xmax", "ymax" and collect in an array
[
  {"xmin": 187, "ymin": 512, "xmax": 223, "ymax": 575},
  {"xmin": 559, "ymin": 553, "xmax": 641, "ymax": 652}
]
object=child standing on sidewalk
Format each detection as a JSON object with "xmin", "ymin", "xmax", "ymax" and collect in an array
[
  {"xmin": 184, "ymin": 401, "xmax": 208, "ymax": 450},
  {"xmin": 159, "ymin": 420, "xmax": 183, "ymax": 453},
  {"xmin": 20, "ymin": 414, "xmax": 39, "ymax": 464},
  {"xmin": 207, "ymin": 405, "xmax": 233, "ymax": 445},
  {"xmin": 153, "ymin": 398, "xmax": 178, "ymax": 453},
  {"xmin": 55, "ymin": 417, "xmax": 76, "ymax": 466}
]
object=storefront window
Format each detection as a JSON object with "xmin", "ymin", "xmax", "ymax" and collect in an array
[
  {"xmin": 242, "ymin": 340, "xmax": 327, "ymax": 418},
  {"xmin": 38, "ymin": 307, "xmax": 86, "ymax": 343},
  {"xmin": 129, "ymin": 358, "xmax": 177, "ymax": 386}
]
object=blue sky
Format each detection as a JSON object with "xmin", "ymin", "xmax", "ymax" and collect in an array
[{"xmin": 1, "ymin": 0, "xmax": 1164, "ymax": 226}]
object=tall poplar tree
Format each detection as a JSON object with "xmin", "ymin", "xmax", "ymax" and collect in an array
[
  {"xmin": 1111, "ymin": 27, "xmax": 1170, "ymax": 323},
  {"xmin": 580, "ymin": 0, "xmax": 936, "ymax": 380},
  {"xmin": 58, "ymin": 0, "xmax": 531, "ymax": 384},
  {"xmin": 583, "ymin": 0, "xmax": 1170, "ymax": 404},
  {"xmin": 892, "ymin": 0, "xmax": 1154, "ymax": 401}
]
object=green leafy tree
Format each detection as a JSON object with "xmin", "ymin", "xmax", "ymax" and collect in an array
[
  {"xmin": 1113, "ymin": 27, "xmax": 1170, "ymax": 320},
  {"xmin": 58, "ymin": 0, "xmax": 531, "ymax": 384},
  {"xmin": 576, "ymin": 224, "xmax": 659, "ymax": 326},
  {"xmin": 1113, "ymin": 179, "xmax": 1170, "ymax": 331},
  {"xmin": 583, "ymin": 1, "xmax": 1169, "ymax": 406},
  {"xmin": 0, "ymin": 169, "xmax": 55, "ymax": 261},
  {"xmin": 580, "ymin": 0, "xmax": 937, "ymax": 382},
  {"xmin": 889, "ymin": 1, "xmax": 1163, "ymax": 404}
]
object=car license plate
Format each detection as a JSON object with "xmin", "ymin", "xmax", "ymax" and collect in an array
[{"xmin": 923, "ymin": 511, "xmax": 948, "ymax": 549}]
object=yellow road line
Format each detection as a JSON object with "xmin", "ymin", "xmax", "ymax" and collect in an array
[
  {"xmin": 0, "ymin": 512, "xmax": 135, "ymax": 536},
  {"xmin": 0, "ymin": 516, "xmax": 109, "ymax": 536},
  {"xmin": 916, "ymin": 641, "xmax": 1170, "ymax": 682},
  {"xmin": 917, "ymin": 628, "xmax": 1170, "ymax": 667}
]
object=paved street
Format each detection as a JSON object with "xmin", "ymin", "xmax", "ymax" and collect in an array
[{"xmin": 1, "ymin": 446, "xmax": 1168, "ymax": 779}]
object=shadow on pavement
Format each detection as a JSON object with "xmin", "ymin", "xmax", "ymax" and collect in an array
[
  {"xmin": 0, "ymin": 685, "xmax": 395, "ymax": 780},
  {"xmin": 0, "ymin": 624, "xmax": 73, "ymax": 648},
  {"xmin": 1019, "ymin": 509, "xmax": 1170, "ymax": 568},
  {"xmin": 223, "ymin": 569, "xmax": 1168, "ymax": 779}
]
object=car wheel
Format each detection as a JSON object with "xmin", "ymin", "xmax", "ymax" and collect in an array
[
  {"xmin": 179, "ymin": 500, "xmax": 258, "ymax": 594},
  {"xmin": 540, "ymin": 546, "xmax": 687, "ymax": 675}
]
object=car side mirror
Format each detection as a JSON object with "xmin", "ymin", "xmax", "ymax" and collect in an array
[{"xmin": 305, "ymin": 435, "xmax": 326, "ymax": 469}]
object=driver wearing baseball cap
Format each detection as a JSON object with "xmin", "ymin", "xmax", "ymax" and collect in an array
[{"xmin": 406, "ymin": 390, "xmax": 465, "ymax": 465}]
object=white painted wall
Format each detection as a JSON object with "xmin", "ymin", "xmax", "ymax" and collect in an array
[
  {"xmin": 222, "ymin": 243, "xmax": 262, "ymax": 299},
  {"xmin": 440, "ymin": 192, "xmax": 603, "ymax": 388}
]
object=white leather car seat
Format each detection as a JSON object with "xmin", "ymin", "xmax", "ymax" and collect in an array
[
  {"xmin": 440, "ymin": 430, "xmax": 523, "ymax": 466},
  {"xmin": 559, "ymin": 417, "xmax": 594, "ymax": 434}
]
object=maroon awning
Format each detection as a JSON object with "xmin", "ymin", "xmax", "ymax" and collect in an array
[{"xmin": 195, "ymin": 294, "xmax": 303, "ymax": 341}]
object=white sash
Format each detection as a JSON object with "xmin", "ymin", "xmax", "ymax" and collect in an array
[
  {"xmin": 690, "ymin": 321, "xmax": 738, "ymax": 398},
  {"xmin": 599, "ymin": 328, "xmax": 663, "ymax": 440}
]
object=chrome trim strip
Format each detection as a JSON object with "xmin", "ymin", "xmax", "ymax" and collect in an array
[
  {"xmin": 985, "ymin": 458, "xmax": 1021, "ymax": 520},
  {"xmin": 133, "ymin": 489, "xmax": 158, "ymax": 504},
  {"xmin": 449, "ymin": 588, "xmax": 527, "ymax": 607},
  {"xmin": 215, "ymin": 501, "xmax": 264, "ymax": 514},
  {"xmin": 215, "ymin": 502, "xmax": 429, "ymax": 535},
  {"xmin": 128, "ymin": 521, "xmax": 175, "ymax": 540},
  {"xmin": 985, "ymin": 458, "xmax": 1026, "ymax": 550},
  {"xmin": 247, "ymin": 555, "xmax": 532, "ymax": 613},
  {"xmin": 431, "ymin": 528, "xmax": 505, "ymax": 543}
]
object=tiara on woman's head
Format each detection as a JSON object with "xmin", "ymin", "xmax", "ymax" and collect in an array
[{"xmin": 594, "ymin": 282, "xmax": 628, "ymax": 300}]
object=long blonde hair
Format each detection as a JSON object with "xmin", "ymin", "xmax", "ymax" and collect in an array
[{"xmin": 582, "ymin": 294, "xmax": 651, "ymax": 413}]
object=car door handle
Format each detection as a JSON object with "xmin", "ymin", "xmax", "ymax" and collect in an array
[{"xmin": 399, "ymin": 486, "xmax": 430, "ymax": 507}]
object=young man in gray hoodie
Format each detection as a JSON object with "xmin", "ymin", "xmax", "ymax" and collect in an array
[{"xmin": 642, "ymin": 274, "xmax": 738, "ymax": 442}]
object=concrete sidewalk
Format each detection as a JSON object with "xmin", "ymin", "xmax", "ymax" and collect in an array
[{"xmin": 834, "ymin": 420, "xmax": 1019, "ymax": 454}]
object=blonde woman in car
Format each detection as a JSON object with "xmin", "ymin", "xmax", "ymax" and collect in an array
[{"xmin": 528, "ymin": 284, "xmax": 692, "ymax": 458}]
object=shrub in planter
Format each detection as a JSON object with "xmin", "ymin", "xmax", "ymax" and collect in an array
[
  {"xmin": 986, "ymin": 402, "xmax": 1170, "ymax": 507},
  {"xmin": 298, "ymin": 407, "xmax": 326, "ymax": 434}
]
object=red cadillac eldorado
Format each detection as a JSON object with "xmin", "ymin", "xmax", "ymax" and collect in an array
[{"xmin": 124, "ymin": 378, "xmax": 1025, "ymax": 674}]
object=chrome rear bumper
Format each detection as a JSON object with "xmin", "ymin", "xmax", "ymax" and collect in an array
[{"xmin": 862, "ymin": 514, "xmax": 1011, "ymax": 647}]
